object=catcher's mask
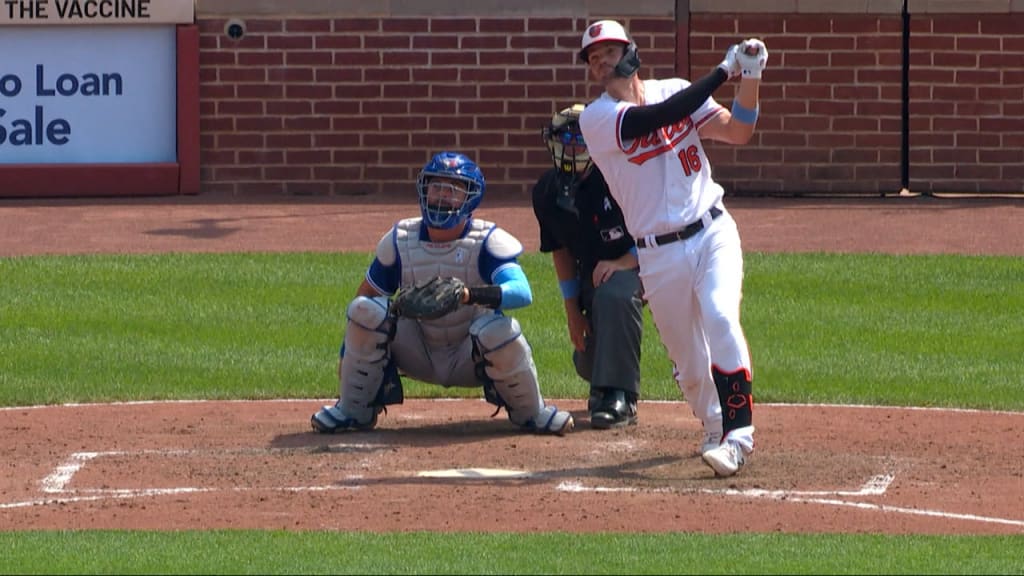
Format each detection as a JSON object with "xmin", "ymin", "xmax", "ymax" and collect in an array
[
  {"xmin": 543, "ymin": 104, "xmax": 591, "ymax": 181},
  {"xmin": 416, "ymin": 151, "xmax": 485, "ymax": 230},
  {"xmin": 579, "ymin": 19, "xmax": 641, "ymax": 78},
  {"xmin": 543, "ymin": 104, "xmax": 591, "ymax": 213}
]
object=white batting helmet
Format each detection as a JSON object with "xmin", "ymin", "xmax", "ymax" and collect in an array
[{"xmin": 579, "ymin": 20, "xmax": 631, "ymax": 62}]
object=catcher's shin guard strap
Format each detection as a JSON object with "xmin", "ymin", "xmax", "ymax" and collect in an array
[{"xmin": 712, "ymin": 366, "xmax": 753, "ymax": 435}]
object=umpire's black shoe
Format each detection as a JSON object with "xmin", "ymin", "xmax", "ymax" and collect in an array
[{"xmin": 590, "ymin": 389, "xmax": 638, "ymax": 429}]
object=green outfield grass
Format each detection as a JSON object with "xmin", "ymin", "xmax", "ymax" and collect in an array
[{"xmin": 1, "ymin": 251, "xmax": 1022, "ymax": 574}]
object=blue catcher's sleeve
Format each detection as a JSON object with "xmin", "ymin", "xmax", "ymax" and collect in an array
[
  {"xmin": 365, "ymin": 225, "xmax": 402, "ymax": 295},
  {"xmin": 493, "ymin": 265, "xmax": 532, "ymax": 310},
  {"xmin": 366, "ymin": 258, "xmax": 400, "ymax": 295}
]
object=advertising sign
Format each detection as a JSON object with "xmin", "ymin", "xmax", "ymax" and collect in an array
[{"xmin": 0, "ymin": 26, "xmax": 177, "ymax": 163}]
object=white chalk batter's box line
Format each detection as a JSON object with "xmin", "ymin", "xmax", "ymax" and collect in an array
[{"xmin": 2, "ymin": 448, "xmax": 1022, "ymax": 530}]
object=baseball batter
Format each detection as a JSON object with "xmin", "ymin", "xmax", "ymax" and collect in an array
[
  {"xmin": 311, "ymin": 151, "xmax": 574, "ymax": 436},
  {"xmin": 577, "ymin": 20, "xmax": 767, "ymax": 476}
]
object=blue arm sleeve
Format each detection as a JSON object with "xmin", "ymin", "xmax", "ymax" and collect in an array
[
  {"xmin": 493, "ymin": 265, "xmax": 532, "ymax": 310},
  {"xmin": 366, "ymin": 258, "xmax": 400, "ymax": 296}
]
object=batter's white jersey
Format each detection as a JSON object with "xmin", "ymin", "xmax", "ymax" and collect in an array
[{"xmin": 579, "ymin": 78, "xmax": 725, "ymax": 239}]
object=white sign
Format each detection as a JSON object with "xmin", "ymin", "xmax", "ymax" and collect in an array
[
  {"xmin": 0, "ymin": 0, "xmax": 194, "ymax": 25},
  {"xmin": 0, "ymin": 26, "xmax": 177, "ymax": 163}
]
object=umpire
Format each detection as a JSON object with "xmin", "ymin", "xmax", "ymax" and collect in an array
[{"xmin": 531, "ymin": 104, "xmax": 644, "ymax": 429}]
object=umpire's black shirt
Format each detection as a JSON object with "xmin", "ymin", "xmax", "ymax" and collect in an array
[{"xmin": 531, "ymin": 166, "xmax": 635, "ymax": 284}]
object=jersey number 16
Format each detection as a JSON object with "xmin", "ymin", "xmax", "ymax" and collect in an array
[{"xmin": 677, "ymin": 145, "xmax": 703, "ymax": 176}]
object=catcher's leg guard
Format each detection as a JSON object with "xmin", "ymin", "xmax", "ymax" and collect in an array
[
  {"xmin": 332, "ymin": 295, "xmax": 396, "ymax": 426},
  {"xmin": 470, "ymin": 314, "xmax": 573, "ymax": 434}
]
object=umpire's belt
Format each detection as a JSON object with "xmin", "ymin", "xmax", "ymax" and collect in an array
[{"xmin": 636, "ymin": 207, "xmax": 722, "ymax": 249}]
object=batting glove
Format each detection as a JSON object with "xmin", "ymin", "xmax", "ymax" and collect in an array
[
  {"xmin": 718, "ymin": 44, "xmax": 741, "ymax": 79},
  {"xmin": 736, "ymin": 38, "xmax": 768, "ymax": 79}
]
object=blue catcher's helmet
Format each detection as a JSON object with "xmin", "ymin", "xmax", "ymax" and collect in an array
[{"xmin": 416, "ymin": 151, "xmax": 486, "ymax": 230}]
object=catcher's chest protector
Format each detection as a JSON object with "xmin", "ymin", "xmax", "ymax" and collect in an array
[{"xmin": 394, "ymin": 218, "xmax": 490, "ymax": 348}]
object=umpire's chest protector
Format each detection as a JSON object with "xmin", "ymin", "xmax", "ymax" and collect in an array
[{"xmin": 393, "ymin": 218, "xmax": 492, "ymax": 347}]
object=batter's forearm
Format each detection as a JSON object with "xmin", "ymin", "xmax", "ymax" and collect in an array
[{"xmin": 620, "ymin": 67, "xmax": 729, "ymax": 140}]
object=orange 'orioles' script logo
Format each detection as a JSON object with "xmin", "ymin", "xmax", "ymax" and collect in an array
[{"xmin": 623, "ymin": 117, "xmax": 695, "ymax": 165}]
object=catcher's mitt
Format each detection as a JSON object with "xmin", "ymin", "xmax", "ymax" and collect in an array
[{"xmin": 392, "ymin": 276, "xmax": 466, "ymax": 320}]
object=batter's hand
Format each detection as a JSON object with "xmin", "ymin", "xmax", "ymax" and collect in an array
[
  {"xmin": 718, "ymin": 44, "xmax": 741, "ymax": 79},
  {"xmin": 736, "ymin": 38, "xmax": 768, "ymax": 79}
]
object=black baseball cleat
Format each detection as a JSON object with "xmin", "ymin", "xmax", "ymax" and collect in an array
[{"xmin": 590, "ymin": 388, "xmax": 638, "ymax": 429}]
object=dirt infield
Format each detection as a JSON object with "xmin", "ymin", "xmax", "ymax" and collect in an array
[{"xmin": 1, "ymin": 194, "xmax": 1022, "ymax": 534}]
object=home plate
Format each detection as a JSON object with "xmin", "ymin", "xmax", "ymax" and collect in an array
[{"xmin": 417, "ymin": 468, "xmax": 532, "ymax": 479}]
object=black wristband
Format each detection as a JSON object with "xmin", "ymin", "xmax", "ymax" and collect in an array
[{"xmin": 466, "ymin": 285, "xmax": 502, "ymax": 309}]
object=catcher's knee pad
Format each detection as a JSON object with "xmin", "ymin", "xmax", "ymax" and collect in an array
[
  {"xmin": 339, "ymin": 296, "xmax": 396, "ymax": 423},
  {"xmin": 470, "ymin": 314, "xmax": 543, "ymax": 426}
]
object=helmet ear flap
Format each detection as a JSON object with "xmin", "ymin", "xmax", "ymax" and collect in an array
[{"xmin": 614, "ymin": 42, "xmax": 641, "ymax": 77}]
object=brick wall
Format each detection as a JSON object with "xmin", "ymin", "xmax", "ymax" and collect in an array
[
  {"xmin": 196, "ymin": 3, "xmax": 1024, "ymax": 197},
  {"xmin": 691, "ymin": 13, "xmax": 905, "ymax": 195},
  {"xmin": 909, "ymin": 13, "xmax": 1024, "ymax": 193}
]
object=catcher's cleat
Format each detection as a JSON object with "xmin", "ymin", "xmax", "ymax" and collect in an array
[
  {"xmin": 521, "ymin": 405, "xmax": 574, "ymax": 435},
  {"xmin": 590, "ymin": 388, "xmax": 638, "ymax": 430},
  {"xmin": 702, "ymin": 439, "xmax": 746, "ymax": 477},
  {"xmin": 310, "ymin": 403, "xmax": 379, "ymax": 433}
]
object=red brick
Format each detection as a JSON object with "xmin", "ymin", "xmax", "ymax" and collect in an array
[
  {"xmin": 219, "ymin": 67, "xmax": 266, "ymax": 82},
  {"xmin": 480, "ymin": 52, "xmax": 527, "ymax": 66},
  {"xmin": 268, "ymin": 36, "xmax": 313, "ymax": 50},
  {"xmin": 364, "ymin": 68, "xmax": 411, "ymax": 82},
  {"xmin": 288, "ymin": 51, "xmax": 333, "ymax": 66},
  {"xmin": 430, "ymin": 19, "xmax": 476, "ymax": 33},
  {"xmin": 214, "ymin": 168, "xmax": 263, "ymax": 183},
  {"xmin": 316, "ymin": 35, "xmax": 362, "ymax": 50},
  {"xmin": 364, "ymin": 134, "xmax": 411, "ymax": 147},
  {"xmin": 460, "ymin": 36, "xmax": 507, "ymax": 50},
  {"xmin": 979, "ymin": 14, "xmax": 1024, "ymax": 35},
  {"xmin": 365, "ymin": 36, "xmax": 411, "ymax": 49},
  {"xmin": 316, "ymin": 69, "xmax": 361, "ymax": 83},
  {"xmin": 282, "ymin": 117, "xmax": 322, "ymax": 132},
  {"xmin": 266, "ymin": 134, "xmax": 311, "ymax": 148},
  {"xmin": 218, "ymin": 100, "xmax": 264, "ymax": 115},
  {"xmin": 809, "ymin": 36, "xmax": 855, "ymax": 50},
  {"xmin": 480, "ymin": 19, "xmax": 524, "ymax": 33},
  {"xmin": 932, "ymin": 19, "xmax": 979, "ymax": 34},
  {"xmin": 285, "ymin": 85, "xmax": 332, "ymax": 99},
  {"xmin": 911, "ymin": 35, "xmax": 956, "ymax": 51},
  {"xmin": 287, "ymin": 19, "xmax": 331, "ymax": 33},
  {"xmin": 332, "ymin": 19, "xmax": 379, "ymax": 33},
  {"xmin": 364, "ymin": 101, "xmax": 409, "ymax": 115},
  {"xmin": 237, "ymin": 117, "xmax": 283, "ymax": 132},
  {"xmin": 481, "ymin": 84, "xmax": 525, "ymax": 98},
  {"xmin": 412, "ymin": 133, "xmax": 459, "ymax": 149},
  {"xmin": 332, "ymin": 51, "xmax": 381, "ymax": 66},
  {"xmin": 383, "ymin": 18, "xmax": 428, "ymax": 33},
  {"xmin": 831, "ymin": 52, "xmax": 878, "ymax": 67},
  {"xmin": 267, "ymin": 68, "xmax": 313, "ymax": 83},
  {"xmin": 382, "ymin": 84, "xmax": 429, "ymax": 99},
  {"xmin": 331, "ymin": 85, "xmax": 382, "ymax": 100},
  {"xmin": 784, "ymin": 16, "xmax": 831, "ymax": 34},
  {"xmin": 691, "ymin": 15, "xmax": 737, "ymax": 34},
  {"xmin": 433, "ymin": 52, "xmax": 478, "ymax": 66},
  {"xmin": 511, "ymin": 36, "xmax": 556, "ymax": 49},
  {"xmin": 412, "ymin": 35, "xmax": 460, "ymax": 50}
]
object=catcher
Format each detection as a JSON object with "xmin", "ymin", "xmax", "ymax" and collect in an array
[{"xmin": 311, "ymin": 151, "xmax": 574, "ymax": 435}]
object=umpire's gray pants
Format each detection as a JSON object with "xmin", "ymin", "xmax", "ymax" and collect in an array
[{"xmin": 573, "ymin": 268, "xmax": 643, "ymax": 396}]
